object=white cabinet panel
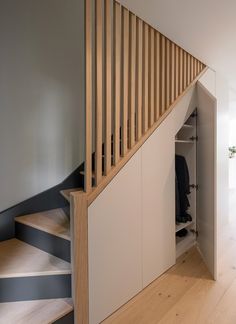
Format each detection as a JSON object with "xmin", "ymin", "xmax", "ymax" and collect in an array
[
  {"xmin": 88, "ymin": 151, "xmax": 142, "ymax": 324},
  {"xmin": 197, "ymin": 82, "xmax": 217, "ymax": 279},
  {"xmin": 142, "ymin": 120, "xmax": 176, "ymax": 287}
]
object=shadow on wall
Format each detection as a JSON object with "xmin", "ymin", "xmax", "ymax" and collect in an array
[
  {"xmin": 0, "ymin": 161, "xmax": 84, "ymax": 242},
  {"xmin": 0, "ymin": 0, "xmax": 85, "ymax": 212}
]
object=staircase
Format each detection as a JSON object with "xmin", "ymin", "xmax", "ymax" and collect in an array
[
  {"xmin": 0, "ymin": 0, "xmax": 207, "ymax": 323},
  {"xmin": 0, "ymin": 194, "xmax": 74, "ymax": 323}
]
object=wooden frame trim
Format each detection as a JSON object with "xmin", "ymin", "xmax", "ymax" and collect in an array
[
  {"xmin": 87, "ymin": 66, "xmax": 208, "ymax": 205},
  {"xmin": 70, "ymin": 192, "xmax": 89, "ymax": 324}
]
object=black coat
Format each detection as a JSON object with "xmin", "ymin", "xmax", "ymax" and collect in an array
[{"xmin": 175, "ymin": 155, "xmax": 190, "ymax": 216}]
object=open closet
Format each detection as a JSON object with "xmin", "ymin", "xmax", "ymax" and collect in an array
[
  {"xmin": 175, "ymin": 111, "xmax": 197, "ymax": 258},
  {"xmin": 175, "ymin": 83, "xmax": 217, "ymax": 279}
]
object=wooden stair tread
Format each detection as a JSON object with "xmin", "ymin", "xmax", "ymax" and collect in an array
[
  {"xmin": 60, "ymin": 188, "xmax": 82, "ymax": 202},
  {"xmin": 0, "ymin": 298, "xmax": 73, "ymax": 324},
  {"xmin": 15, "ymin": 209, "xmax": 70, "ymax": 241},
  {"xmin": 0, "ymin": 239, "xmax": 71, "ymax": 278}
]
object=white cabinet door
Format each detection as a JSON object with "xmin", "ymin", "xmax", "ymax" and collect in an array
[
  {"xmin": 197, "ymin": 82, "xmax": 217, "ymax": 279},
  {"xmin": 142, "ymin": 119, "xmax": 176, "ymax": 287},
  {"xmin": 88, "ymin": 151, "xmax": 143, "ymax": 324}
]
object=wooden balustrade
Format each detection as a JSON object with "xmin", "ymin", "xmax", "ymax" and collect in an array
[
  {"xmin": 85, "ymin": 0, "xmax": 206, "ymax": 193},
  {"xmin": 75, "ymin": 3, "xmax": 208, "ymax": 323}
]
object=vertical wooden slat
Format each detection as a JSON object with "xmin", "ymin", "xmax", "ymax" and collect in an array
[
  {"xmin": 114, "ymin": 2, "xmax": 121, "ymax": 164},
  {"xmin": 183, "ymin": 51, "xmax": 187, "ymax": 90},
  {"xmin": 171, "ymin": 42, "xmax": 175, "ymax": 104},
  {"xmin": 143, "ymin": 23, "xmax": 149, "ymax": 133},
  {"xmin": 160, "ymin": 35, "xmax": 166, "ymax": 114},
  {"xmin": 186, "ymin": 53, "xmax": 190, "ymax": 87},
  {"xmin": 129, "ymin": 13, "xmax": 136, "ymax": 147},
  {"xmin": 136, "ymin": 18, "xmax": 143, "ymax": 140},
  {"xmin": 187, "ymin": 54, "xmax": 191, "ymax": 85},
  {"xmin": 104, "ymin": 0, "xmax": 112, "ymax": 175},
  {"xmin": 154, "ymin": 31, "xmax": 160, "ymax": 121},
  {"xmin": 85, "ymin": 0, "xmax": 92, "ymax": 193},
  {"xmin": 194, "ymin": 58, "xmax": 197, "ymax": 79},
  {"xmin": 197, "ymin": 60, "xmax": 200, "ymax": 75},
  {"xmin": 179, "ymin": 47, "xmax": 183, "ymax": 94},
  {"xmin": 165, "ymin": 38, "xmax": 170, "ymax": 109},
  {"xmin": 122, "ymin": 7, "xmax": 129, "ymax": 156},
  {"xmin": 149, "ymin": 27, "xmax": 155, "ymax": 126},
  {"xmin": 95, "ymin": 0, "xmax": 103, "ymax": 185},
  {"xmin": 190, "ymin": 56, "xmax": 194, "ymax": 82},
  {"xmin": 175, "ymin": 45, "xmax": 179, "ymax": 99}
]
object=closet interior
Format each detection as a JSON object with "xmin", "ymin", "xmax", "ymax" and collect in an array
[{"xmin": 175, "ymin": 110, "xmax": 198, "ymax": 258}]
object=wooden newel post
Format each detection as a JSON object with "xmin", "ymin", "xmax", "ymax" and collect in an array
[{"xmin": 70, "ymin": 192, "xmax": 89, "ymax": 324}]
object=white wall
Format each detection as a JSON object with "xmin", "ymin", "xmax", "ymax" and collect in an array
[
  {"xmin": 0, "ymin": 0, "xmax": 85, "ymax": 212},
  {"xmin": 117, "ymin": 0, "xmax": 236, "ymax": 91},
  {"xmin": 228, "ymin": 89, "xmax": 236, "ymax": 220}
]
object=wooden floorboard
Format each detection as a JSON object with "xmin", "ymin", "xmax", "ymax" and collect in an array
[{"xmin": 103, "ymin": 223, "xmax": 236, "ymax": 324}]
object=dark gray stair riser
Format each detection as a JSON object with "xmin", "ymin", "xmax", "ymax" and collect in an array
[
  {"xmin": 53, "ymin": 311, "xmax": 74, "ymax": 324},
  {"xmin": 15, "ymin": 222, "xmax": 71, "ymax": 262},
  {"xmin": 0, "ymin": 275, "xmax": 71, "ymax": 302}
]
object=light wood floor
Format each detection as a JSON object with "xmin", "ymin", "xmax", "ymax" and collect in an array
[{"xmin": 103, "ymin": 222, "xmax": 236, "ymax": 324}]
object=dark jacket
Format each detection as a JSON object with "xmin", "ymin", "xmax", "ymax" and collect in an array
[{"xmin": 175, "ymin": 155, "xmax": 190, "ymax": 216}]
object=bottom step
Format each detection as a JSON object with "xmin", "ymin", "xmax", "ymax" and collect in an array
[{"xmin": 0, "ymin": 298, "xmax": 73, "ymax": 324}]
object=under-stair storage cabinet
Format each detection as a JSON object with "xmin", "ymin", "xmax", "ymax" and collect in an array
[
  {"xmin": 87, "ymin": 84, "xmax": 217, "ymax": 323},
  {"xmin": 142, "ymin": 114, "xmax": 176, "ymax": 287},
  {"xmin": 88, "ymin": 151, "xmax": 143, "ymax": 324}
]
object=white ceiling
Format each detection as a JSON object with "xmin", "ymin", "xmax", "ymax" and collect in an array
[{"xmin": 119, "ymin": 0, "xmax": 236, "ymax": 89}]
